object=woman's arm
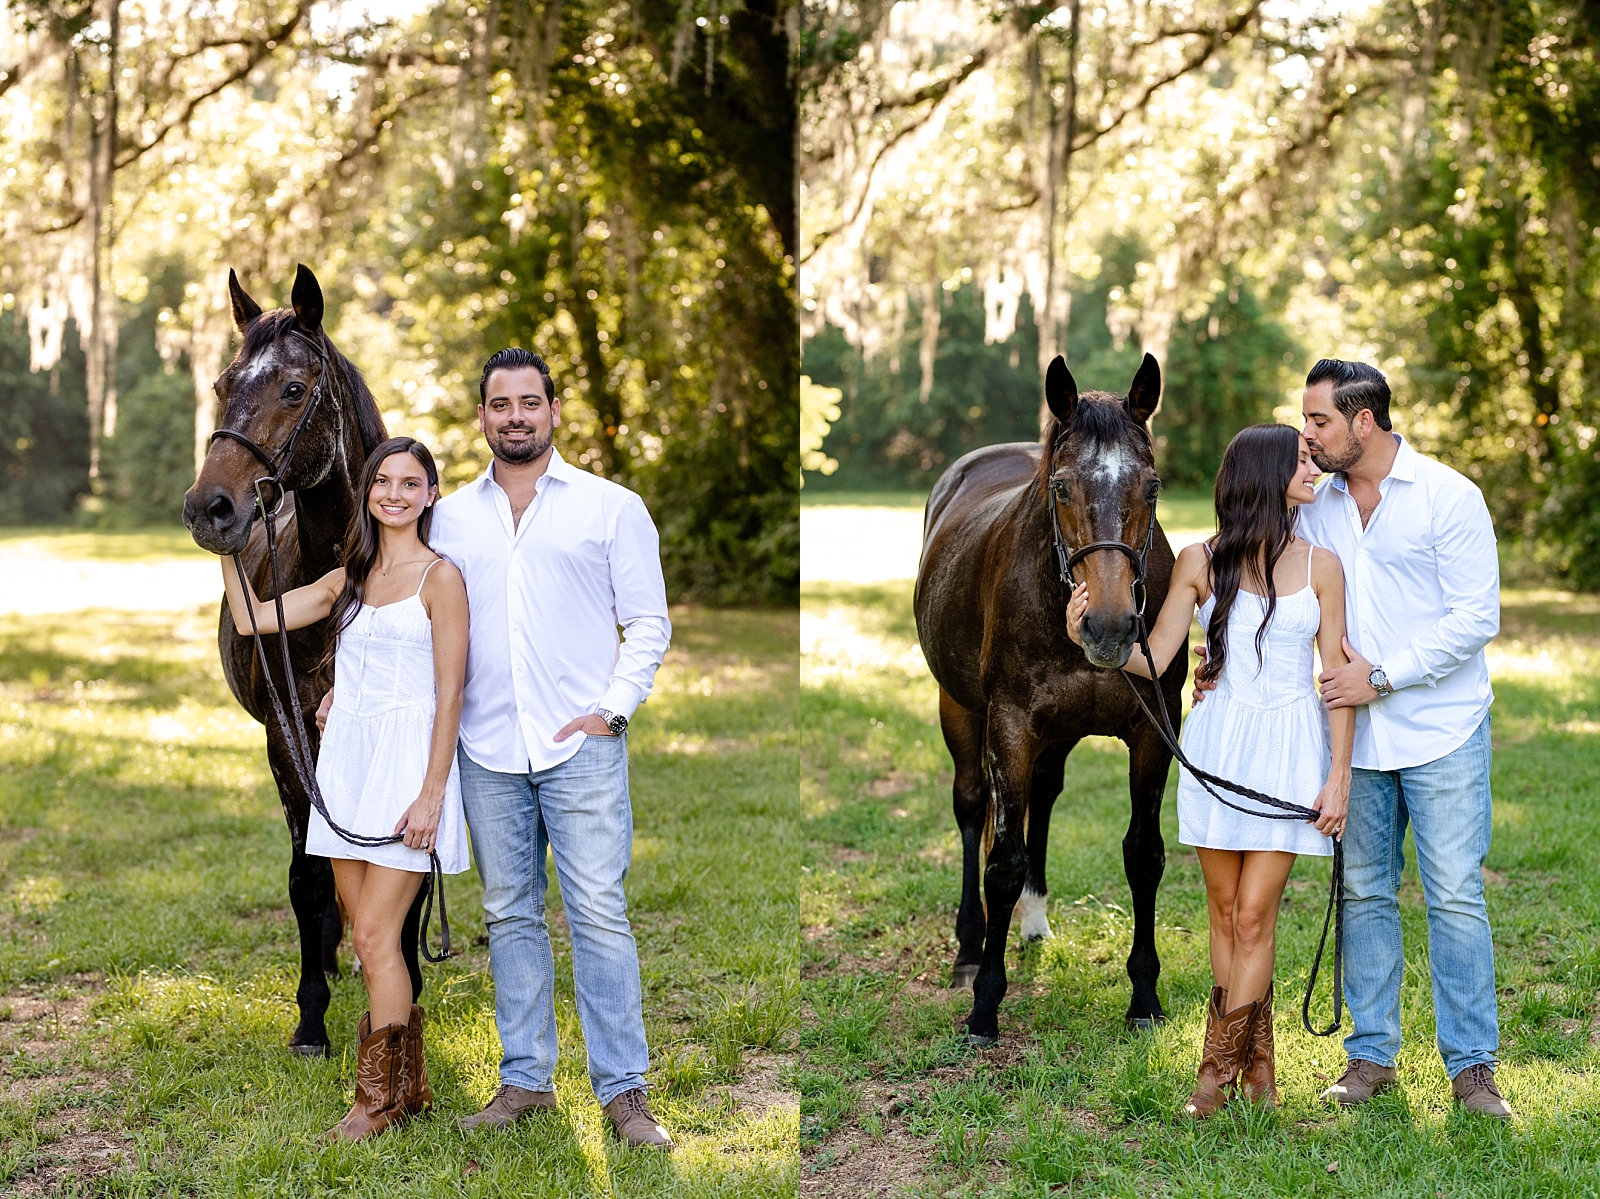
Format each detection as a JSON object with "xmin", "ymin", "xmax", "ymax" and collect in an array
[
  {"xmin": 396, "ymin": 560, "xmax": 469, "ymax": 849},
  {"xmin": 1311, "ymin": 547, "xmax": 1353, "ymax": 836},
  {"xmin": 220, "ymin": 558, "xmax": 343, "ymax": 635},
  {"xmin": 1066, "ymin": 542, "xmax": 1206, "ymax": 679}
]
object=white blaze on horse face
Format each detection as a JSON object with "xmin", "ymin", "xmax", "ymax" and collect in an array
[
  {"xmin": 1017, "ymin": 883, "xmax": 1052, "ymax": 941},
  {"xmin": 1088, "ymin": 441, "xmax": 1137, "ymax": 484},
  {"xmin": 240, "ymin": 341, "xmax": 281, "ymax": 384}
]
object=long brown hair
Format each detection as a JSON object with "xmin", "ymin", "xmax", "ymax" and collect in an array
[
  {"xmin": 317, "ymin": 436, "xmax": 440, "ymax": 683},
  {"xmin": 1197, "ymin": 424, "xmax": 1302, "ymax": 686}
]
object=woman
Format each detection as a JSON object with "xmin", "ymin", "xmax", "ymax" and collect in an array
[
  {"xmin": 222, "ymin": 436, "xmax": 469, "ymax": 1141},
  {"xmin": 1067, "ymin": 424, "xmax": 1353, "ymax": 1116}
]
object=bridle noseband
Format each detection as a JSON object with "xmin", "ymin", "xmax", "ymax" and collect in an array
[
  {"xmin": 1047, "ymin": 475, "xmax": 1157, "ymax": 617},
  {"xmin": 208, "ymin": 326, "xmax": 333, "ymax": 518}
]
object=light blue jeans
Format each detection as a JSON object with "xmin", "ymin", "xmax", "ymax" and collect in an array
[
  {"xmin": 1342, "ymin": 714, "xmax": 1498, "ymax": 1078},
  {"xmin": 457, "ymin": 735, "xmax": 649, "ymax": 1106}
]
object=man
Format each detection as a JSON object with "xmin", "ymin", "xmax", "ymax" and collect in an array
[
  {"xmin": 430, "ymin": 346, "xmax": 674, "ymax": 1147},
  {"xmin": 1297, "ymin": 359, "xmax": 1509, "ymax": 1119}
]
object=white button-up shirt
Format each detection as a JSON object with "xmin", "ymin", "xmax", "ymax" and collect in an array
[
  {"xmin": 430, "ymin": 451, "xmax": 671, "ymax": 774},
  {"xmin": 1296, "ymin": 435, "xmax": 1498, "ymax": 771}
]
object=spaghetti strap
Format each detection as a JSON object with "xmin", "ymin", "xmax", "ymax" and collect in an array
[
  {"xmin": 1305, "ymin": 543, "xmax": 1314, "ymax": 588},
  {"xmin": 414, "ymin": 556, "xmax": 444, "ymax": 597}
]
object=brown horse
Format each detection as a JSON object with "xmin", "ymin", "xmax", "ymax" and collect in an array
[
  {"xmin": 914, "ymin": 353, "xmax": 1186, "ymax": 1044},
  {"xmin": 182, "ymin": 265, "xmax": 420, "ymax": 1055}
]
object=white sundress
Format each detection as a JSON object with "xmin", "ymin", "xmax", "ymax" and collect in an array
[
  {"xmin": 309, "ymin": 559, "xmax": 470, "ymax": 874},
  {"xmin": 1176, "ymin": 548, "xmax": 1334, "ymax": 857}
]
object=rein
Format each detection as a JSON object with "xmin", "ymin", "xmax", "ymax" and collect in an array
[
  {"xmin": 1050, "ymin": 481, "xmax": 1342, "ymax": 1037},
  {"xmin": 217, "ymin": 329, "xmax": 451, "ymax": 963}
]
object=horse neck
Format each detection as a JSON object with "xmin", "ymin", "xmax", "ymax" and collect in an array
[{"xmin": 294, "ymin": 363, "xmax": 366, "ymax": 578}]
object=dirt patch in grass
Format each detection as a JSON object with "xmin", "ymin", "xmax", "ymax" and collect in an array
[
  {"xmin": 8, "ymin": 1125, "xmax": 137, "ymax": 1196},
  {"xmin": 724, "ymin": 1049, "xmax": 799, "ymax": 1119},
  {"xmin": 802, "ymin": 1124, "xmax": 939, "ymax": 1197}
]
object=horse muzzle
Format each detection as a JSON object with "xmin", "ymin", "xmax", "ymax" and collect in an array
[
  {"xmin": 183, "ymin": 484, "xmax": 254, "ymax": 555},
  {"xmin": 1079, "ymin": 610, "xmax": 1137, "ymax": 670}
]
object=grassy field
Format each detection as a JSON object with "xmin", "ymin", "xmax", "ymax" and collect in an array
[
  {"xmin": 801, "ymin": 580, "xmax": 1600, "ymax": 1197},
  {"xmin": 0, "ymin": 597, "xmax": 797, "ymax": 1196},
  {"xmin": 0, "ymin": 527, "xmax": 209, "ymax": 560}
]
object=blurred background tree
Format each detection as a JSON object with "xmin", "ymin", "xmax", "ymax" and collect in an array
[
  {"xmin": 800, "ymin": 0, "xmax": 1600, "ymax": 588},
  {"xmin": 0, "ymin": 0, "xmax": 796, "ymax": 604}
]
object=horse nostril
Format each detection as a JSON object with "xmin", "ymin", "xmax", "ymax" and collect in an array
[{"xmin": 207, "ymin": 493, "xmax": 235, "ymax": 530}]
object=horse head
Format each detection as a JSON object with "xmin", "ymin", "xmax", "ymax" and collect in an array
[
  {"xmin": 184, "ymin": 265, "xmax": 350, "ymax": 554},
  {"xmin": 1042, "ymin": 352, "xmax": 1163, "ymax": 669}
]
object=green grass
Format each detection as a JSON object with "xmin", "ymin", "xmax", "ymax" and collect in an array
[
  {"xmin": 0, "ymin": 526, "xmax": 210, "ymax": 560},
  {"xmin": 801, "ymin": 579, "xmax": 1600, "ymax": 1196},
  {"xmin": 0, "ymin": 602, "xmax": 797, "ymax": 1196}
]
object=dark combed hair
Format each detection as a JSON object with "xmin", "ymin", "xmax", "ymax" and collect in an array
[
  {"xmin": 478, "ymin": 346, "xmax": 556, "ymax": 406},
  {"xmin": 1198, "ymin": 424, "xmax": 1303, "ymax": 687},
  {"xmin": 316, "ymin": 436, "xmax": 439, "ymax": 685},
  {"xmin": 1306, "ymin": 358, "xmax": 1392, "ymax": 432}
]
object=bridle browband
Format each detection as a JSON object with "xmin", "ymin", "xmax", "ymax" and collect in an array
[
  {"xmin": 1045, "ymin": 452, "xmax": 1343, "ymax": 1037},
  {"xmin": 208, "ymin": 324, "xmax": 451, "ymax": 963}
]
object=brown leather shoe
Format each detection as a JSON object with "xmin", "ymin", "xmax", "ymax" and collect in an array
[
  {"xmin": 1451, "ymin": 1063, "xmax": 1514, "ymax": 1119},
  {"xmin": 603, "ymin": 1088, "xmax": 673, "ymax": 1149},
  {"xmin": 1184, "ymin": 987, "xmax": 1257, "ymax": 1119},
  {"xmin": 458, "ymin": 1084, "xmax": 558, "ymax": 1131},
  {"xmin": 399, "ymin": 1004, "xmax": 431, "ymax": 1116},
  {"xmin": 1239, "ymin": 986, "xmax": 1278, "ymax": 1107},
  {"xmin": 328, "ymin": 1014, "xmax": 408, "ymax": 1141},
  {"xmin": 1319, "ymin": 1059, "xmax": 1398, "ymax": 1106}
]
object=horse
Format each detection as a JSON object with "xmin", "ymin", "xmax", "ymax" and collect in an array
[
  {"xmin": 913, "ymin": 353, "xmax": 1187, "ymax": 1044},
  {"xmin": 182, "ymin": 265, "xmax": 423, "ymax": 1055}
]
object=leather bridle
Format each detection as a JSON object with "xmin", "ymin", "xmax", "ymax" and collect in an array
[
  {"xmin": 1047, "ymin": 474, "xmax": 1157, "ymax": 618},
  {"xmin": 210, "ymin": 326, "xmax": 451, "ymax": 963}
]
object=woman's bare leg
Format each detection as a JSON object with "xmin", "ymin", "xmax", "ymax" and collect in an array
[
  {"xmin": 337, "ymin": 861, "xmax": 425, "ymax": 1028},
  {"xmin": 1196, "ymin": 848, "xmax": 1244, "ymax": 992},
  {"xmin": 1223, "ymin": 850, "xmax": 1296, "ymax": 1006}
]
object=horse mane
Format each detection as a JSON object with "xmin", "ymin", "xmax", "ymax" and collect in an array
[
  {"xmin": 1037, "ymin": 391, "xmax": 1153, "ymax": 484},
  {"xmin": 234, "ymin": 309, "xmax": 387, "ymax": 457}
]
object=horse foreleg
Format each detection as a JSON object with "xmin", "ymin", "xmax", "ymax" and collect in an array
[
  {"xmin": 941, "ymin": 689, "xmax": 988, "ymax": 990},
  {"xmin": 321, "ymin": 893, "xmax": 343, "ymax": 981},
  {"xmin": 288, "ymin": 843, "xmax": 336, "ymax": 1055},
  {"xmin": 1019, "ymin": 741, "xmax": 1072, "ymax": 943},
  {"xmin": 1122, "ymin": 728, "xmax": 1171, "ymax": 1029},
  {"xmin": 966, "ymin": 706, "xmax": 1036, "ymax": 1044}
]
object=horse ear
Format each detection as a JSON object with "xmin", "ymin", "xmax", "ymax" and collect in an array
[
  {"xmin": 1126, "ymin": 353, "xmax": 1162, "ymax": 424},
  {"xmin": 1045, "ymin": 356, "xmax": 1078, "ymax": 425},
  {"xmin": 228, "ymin": 268, "xmax": 262, "ymax": 333},
  {"xmin": 291, "ymin": 264, "xmax": 324, "ymax": 334}
]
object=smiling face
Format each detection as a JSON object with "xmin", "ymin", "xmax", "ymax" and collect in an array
[
  {"xmin": 1286, "ymin": 436, "xmax": 1320, "ymax": 507},
  {"xmin": 367, "ymin": 451, "xmax": 437, "ymax": 530},
  {"xmin": 479, "ymin": 365, "xmax": 559, "ymax": 465}
]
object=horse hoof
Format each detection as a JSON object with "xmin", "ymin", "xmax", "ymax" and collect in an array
[
  {"xmin": 949, "ymin": 965, "xmax": 979, "ymax": 990},
  {"xmin": 289, "ymin": 1041, "xmax": 329, "ymax": 1058},
  {"xmin": 1125, "ymin": 1014, "xmax": 1165, "ymax": 1033},
  {"xmin": 966, "ymin": 1031, "xmax": 999, "ymax": 1047}
]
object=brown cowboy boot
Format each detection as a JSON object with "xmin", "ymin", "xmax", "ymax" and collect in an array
[
  {"xmin": 327, "ymin": 1014, "xmax": 408, "ymax": 1141},
  {"xmin": 1183, "ymin": 987, "xmax": 1257, "ymax": 1119},
  {"xmin": 399, "ymin": 1004, "xmax": 432, "ymax": 1116},
  {"xmin": 1238, "ymin": 986, "xmax": 1278, "ymax": 1107}
]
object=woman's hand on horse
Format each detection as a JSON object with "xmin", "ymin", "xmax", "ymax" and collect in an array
[
  {"xmin": 395, "ymin": 795, "xmax": 443, "ymax": 850},
  {"xmin": 1065, "ymin": 582, "xmax": 1089, "ymax": 646},
  {"xmin": 1310, "ymin": 774, "xmax": 1351, "ymax": 840}
]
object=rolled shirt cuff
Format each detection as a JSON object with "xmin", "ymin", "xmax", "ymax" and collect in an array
[
  {"xmin": 597, "ymin": 682, "xmax": 645, "ymax": 724},
  {"xmin": 1382, "ymin": 647, "xmax": 1432, "ymax": 692}
]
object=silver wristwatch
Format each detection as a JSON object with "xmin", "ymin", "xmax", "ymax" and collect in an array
[
  {"xmin": 1368, "ymin": 666, "xmax": 1393, "ymax": 698},
  {"xmin": 596, "ymin": 708, "xmax": 628, "ymax": 736}
]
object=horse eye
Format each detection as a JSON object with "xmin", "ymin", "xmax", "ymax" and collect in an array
[{"xmin": 284, "ymin": 382, "xmax": 306, "ymax": 401}]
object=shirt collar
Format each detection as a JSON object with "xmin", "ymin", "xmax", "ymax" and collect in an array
[
  {"xmin": 1331, "ymin": 433, "xmax": 1410, "ymax": 492},
  {"xmin": 479, "ymin": 447, "xmax": 575, "ymax": 494}
]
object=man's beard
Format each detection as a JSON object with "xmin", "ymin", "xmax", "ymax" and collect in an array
[
  {"xmin": 489, "ymin": 424, "xmax": 552, "ymax": 465},
  {"xmin": 1310, "ymin": 428, "xmax": 1362, "ymax": 473}
]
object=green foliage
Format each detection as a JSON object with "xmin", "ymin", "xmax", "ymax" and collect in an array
[
  {"xmin": 802, "ymin": 239, "xmax": 1299, "ymax": 491},
  {"xmin": 0, "ymin": 317, "xmax": 88, "ymax": 523}
]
